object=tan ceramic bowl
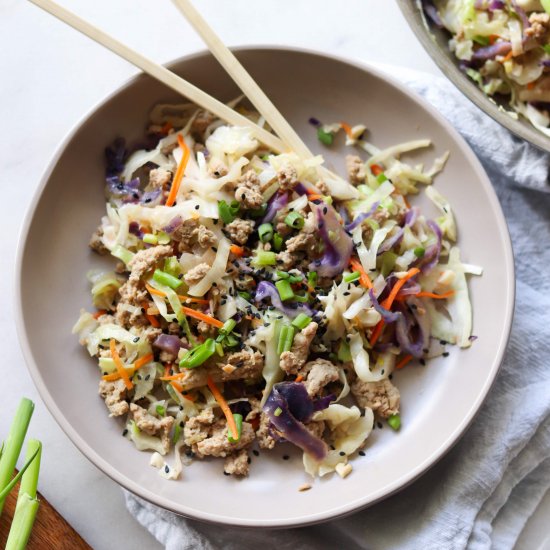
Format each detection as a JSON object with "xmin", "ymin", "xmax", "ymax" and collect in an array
[{"xmin": 15, "ymin": 48, "xmax": 514, "ymax": 527}]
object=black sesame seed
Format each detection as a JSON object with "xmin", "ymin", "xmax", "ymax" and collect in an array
[
  {"xmin": 122, "ymin": 429, "xmax": 128, "ymax": 436},
  {"xmin": 224, "ymin": 471, "xmax": 230, "ymax": 476},
  {"xmin": 253, "ymin": 450, "xmax": 259, "ymax": 456},
  {"xmin": 144, "ymin": 198, "xmax": 152, "ymax": 204},
  {"xmin": 359, "ymin": 450, "xmax": 366, "ymax": 457},
  {"xmin": 423, "ymin": 348, "xmax": 429, "ymax": 353},
  {"xmin": 420, "ymin": 358, "xmax": 426, "ymax": 366},
  {"xmin": 241, "ymin": 193, "xmax": 246, "ymax": 200},
  {"xmin": 133, "ymin": 337, "xmax": 140, "ymax": 343},
  {"xmin": 247, "ymin": 457, "xmax": 251, "ymax": 464},
  {"xmin": 323, "ymin": 207, "xmax": 328, "ymax": 215},
  {"xmin": 339, "ymin": 451, "xmax": 345, "ymax": 456},
  {"xmin": 440, "ymin": 340, "xmax": 448, "ymax": 345},
  {"xmin": 377, "ymin": 422, "xmax": 383, "ymax": 429},
  {"xmin": 282, "ymin": 455, "xmax": 290, "ymax": 460},
  {"xmin": 213, "ymin": 219, "xmax": 219, "ymax": 225},
  {"xmin": 164, "ymin": 465, "xmax": 170, "ymax": 473},
  {"xmin": 442, "ymin": 352, "xmax": 449, "ymax": 357},
  {"xmin": 145, "ymin": 374, "xmax": 150, "ymax": 381},
  {"xmin": 194, "ymin": 204, "xmax": 200, "ymax": 210},
  {"xmin": 103, "ymin": 372, "xmax": 108, "ymax": 376},
  {"xmin": 343, "ymin": 292, "xmax": 350, "ymax": 296}
]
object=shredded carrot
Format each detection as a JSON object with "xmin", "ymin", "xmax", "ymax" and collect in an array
[
  {"xmin": 527, "ymin": 81, "xmax": 536, "ymax": 90},
  {"xmin": 295, "ymin": 375, "xmax": 304, "ymax": 383},
  {"xmin": 370, "ymin": 164, "xmax": 384, "ymax": 176},
  {"xmin": 488, "ymin": 34, "xmax": 499, "ymax": 45},
  {"xmin": 164, "ymin": 364, "xmax": 172, "ymax": 378},
  {"xmin": 146, "ymin": 284, "xmax": 209, "ymax": 305},
  {"xmin": 230, "ymin": 244, "xmax": 246, "ymax": 257},
  {"xmin": 109, "ymin": 339, "xmax": 133, "ymax": 390},
  {"xmin": 101, "ymin": 352, "xmax": 154, "ymax": 382},
  {"xmin": 305, "ymin": 186, "xmax": 320, "ymax": 196},
  {"xmin": 370, "ymin": 268, "xmax": 420, "ymax": 346},
  {"xmin": 181, "ymin": 306, "xmax": 224, "ymax": 329},
  {"xmin": 160, "ymin": 372, "xmax": 186, "ymax": 381},
  {"xmin": 165, "ymin": 134, "xmax": 190, "ymax": 207},
  {"xmin": 141, "ymin": 301, "xmax": 160, "ymax": 327},
  {"xmin": 415, "ymin": 290, "xmax": 455, "ymax": 300},
  {"xmin": 307, "ymin": 194, "xmax": 324, "ymax": 202},
  {"xmin": 340, "ymin": 121, "xmax": 353, "ymax": 138},
  {"xmin": 207, "ymin": 376, "xmax": 239, "ymax": 440},
  {"xmin": 502, "ymin": 50, "xmax": 513, "ymax": 63},
  {"xmin": 92, "ymin": 309, "xmax": 107, "ymax": 319},
  {"xmin": 349, "ymin": 258, "xmax": 373, "ymax": 290},
  {"xmin": 396, "ymin": 354, "xmax": 414, "ymax": 370}
]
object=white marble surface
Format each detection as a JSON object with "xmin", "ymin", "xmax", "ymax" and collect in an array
[{"xmin": 1, "ymin": 0, "xmax": 548, "ymax": 548}]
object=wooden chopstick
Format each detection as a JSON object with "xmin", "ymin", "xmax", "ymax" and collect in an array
[
  {"xmin": 171, "ymin": 0, "xmax": 314, "ymax": 160},
  {"xmin": 28, "ymin": 0, "xmax": 285, "ymax": 153}
]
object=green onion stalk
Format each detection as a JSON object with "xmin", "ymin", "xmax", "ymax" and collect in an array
[{"xmin": 5, "ymin": 440, "xmax": 42, "ymax": 550}]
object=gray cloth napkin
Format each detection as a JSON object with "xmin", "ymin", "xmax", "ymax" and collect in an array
[{"xmin": 124, "ymin": 71, "xmax": 550, "ymax": 550}]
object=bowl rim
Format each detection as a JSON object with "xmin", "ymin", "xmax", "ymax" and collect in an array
[
  {"xmin": 396, "ymin": 0, "xmax": 550, "ymax": 154},
  {"xmin": 14, "ymin": 45, "xmax": 515, "ymax": 528}
]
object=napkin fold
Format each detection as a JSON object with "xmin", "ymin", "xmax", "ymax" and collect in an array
[{"xmin": 125, "ymin": 70, "xmax": 550, "ymax": 550}]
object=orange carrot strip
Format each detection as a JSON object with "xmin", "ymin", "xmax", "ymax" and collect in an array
[
  {"xmin": 161, "ymin": 121, "xmax": 173, "ymax": 134},
  {"xmin": 92, "ymin": 309, "xmax": 107, "ymax": 319},
  {"xmin": 145, "ymin": 284, "xmax": 209, "ymax": 305},
  {"xmin": 141, "ymin": 301, "xmax": 160, "ymax": 327},
  {"xmin": 370, "ymin": 268, "xmax": 421, "ymax": 346},
  {"xmin": 396, "ymin": 354, "xmax": 414, "ymax": 370},
  {"xmin": 134, "ymin": 353, "xmax": 154, "ymax": 370},
  {"xmin": 349, "ymin": 258, "xmax": 373, "ymax": 290},
  {"xmin": 415, "ymin": 290, "xmax": 455, "ymax": 299},
  {"xmin": 165, "ymin": 134, "xmax": 190, "ymax": 207},
  {"xmin": 502, "ymin": 50, "xmax": 513, "ymax": 62},
  {"xmin": 307, "ymin": 194, "xmax": 324, "ymax": 201},
  {"xmin": 230, "ymin": 244, "xmax": 246, "ymax": 257},
  {"xmin": 370, "ymin": 164, "xmax": 384, "ymax": 176},
  {"xmin": 207, "ymin": 376, "xmax": 239, "ymax": 441},
  {"xmin": 101, "ymin": 353, "xmax": 154, "ymax": 382},
  {"xmin": 295, "ymin": 375, "xmax": 304, "ymax": 383},
  {"xmin": 527, "ymin": 81, "xmax": 536, "ymax": 90},
  {"xmin": 160, "ymin": 373, "xmax": 186, "ymax": 381},
  {"xmin": 488, "ymin": 34, "xmax": 499, "ymax": 45},
  {"xmin": 181, "ymin": 306, "xmax": 224, "ymax": 329},
  {"xmin": 109, "ymin": 339, "xmax": 133, "ymax": 390},
  {"xmin": 340, "ymin": 121, "xmax": 353, "ymax": 138}
]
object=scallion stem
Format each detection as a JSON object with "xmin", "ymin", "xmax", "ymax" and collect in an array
[
  {"xmin": 275, "ymin": 279, "xmax": 294, "ymax": 302},
  {"xmin": 258, "ymin": 223, "xmax": 273, "ymax": 243},
  {"xmin": 0, "ymin": 398, "xmax": 34, "ymax": 516},
  {"xmin": 285, "ymin": 211, "xmax": 304, "ymax": 229},
  {"xmin": 252, "ymin": 250, "xmax": 277, "ymax": 267},
  {"xmin": 227, "ymin": 414, "xmax": 243, "ymax": 443},
  {"xmin": 153, "ymin": 269, "xmax": 182, "ymax": 290},
  {"xmin": 292, "ymin": 313, "xmax": 312, "ymax": 330}
]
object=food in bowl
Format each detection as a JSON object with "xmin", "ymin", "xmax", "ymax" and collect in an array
[
  {"xmin": 424, "ymin": 0, "xmax": 550, "ymax": 135},
  {"xmin": 72, "ymin": 100, "xmax": 480, "ymax": 481}
]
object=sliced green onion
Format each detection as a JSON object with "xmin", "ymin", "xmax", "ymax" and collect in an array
[
  {"xmin": 157, "ymin": 231, "xmax": 171, "ymax": 245},
  {"xmin": 337, "ymin": 341, "xmax": 352, "ymax": 362},
  {"xmin": 227, "ymin": 414, "xmax": 243, "ymax": 443},
  {"xmin": 180, "ymin": 316, "xmax": 196, "ymax": 347},
  {"xmin": 473, "ymin": 35, "xmax": 490, "ymax": 46},
  {"xmin": 543, "ymin": 44, "xmax": 550, "ymax": 54},
  {"xmin": 307, "ymin": 271, "xmax": 318, "ymax": 288},
  {"xmin": 179, "ymin": 338, "xmax": 216, "ymax": 369},
  {"xmin": 249, "ymin": 203, "xmax": 268, "ymax": 218},
  {"xmin": 388, "ymin": 414, "xmax": 401, "ymax": 431},
  {"xmin": 376, "ymin": 173, "xmax": 388, "ymax": 184},
  {"xmin": 292, "ymin": 313, "xmax": 312, "ymax": 330},
  {"xmin": 413, "ymin": 246, "xmax": 425, "ymax": 258},
  {"xmin": 224, "ymin": 334, "xmax": 239, "ymax": 348},
  {"xmin": 285, "ymin": 211, "xmax": 304, "ymax": 229},
  {"xmin": 317, "ymin": 127, "xmax": 334, "ymax": 146},
  {"xmin": 275, "ymin": 279, "xmax": 294, "ymax": 302},
  {"xmin": 258, "ymin": 223, "xmax": 273, "ymax": 243},
  {"xmin": 220, "ymin": 319, "xmax": 237, "ymax": 335},
  {"xmin": 0, "ymin": 398, "xmax": 34, "ymax": 516},
  {"xmin": 238, "ymin": 291, "xmax": 251, "ymax": 301},
  {"xmin": 164, "ymin": 256, "xmax": 181, "ymax": 277},
  {"xmin": 272, "ymin": 233, "xmax": 283, "ymax": 251},
  {"xmin": 156, "ymin": 405, "xmax": 166, "ymax": 417},
  {"xmin": 252, "ymin": 250, "xmax": 277, "ymax": 266},
  {"xmin": 277, "ymin": 324, "xmax": 295, "ymax": 355},
  {"xmin": 380, "ymin": 251, "xmax": 398, "ymax": 278},
  {"xmin": 172, "ymin": 423, "xmax": 182, "ymax": 444},
  {"xmin": 111, "ymin": 244, "xmax": 134, "ymax": 266},
  {"xmin": 153, "ymin": 269, "xmax": 182, "ymax": 290},
  {"xmin": 275, "ymin": 270, "xmax": 289, "ymax": 279},
  {"xmin": 344, "ymin": 271, "xmax": 361, "ymax": 283},
  {"xmin": 218, "ymin": 200, "xmax": 235, "ymax": 224},
  {"xmin": 143, "ymin": 233, "xmax": 158, "ymax": 245},
  {"xmin": 215, "ymin": 342, "xmax": 224, "ymax": 357},
  {"xmin": 274, "ymin": 407, "xmax": 282, "ymax": 417},
  {"xmin": 292, "ymin": 294, "xmax": 310, "ymax": 303}
]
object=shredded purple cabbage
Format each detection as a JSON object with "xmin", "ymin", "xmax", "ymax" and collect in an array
[
  {"xmin": 261, "ymin": 192, "xmax": 289, "ymax": 224},
  {"xmin": 394, "ymin": 297, "xmax": 430, "ymax": 358},
  {"xmin": 345, "ymin": 201, "xmax": 380, "ymax": 232},
  {"xmin": 419, "ymin": 220, "xmax": 443, "ymax": 273},
  {"xmin": 129, "ymin": 221, "xmax": 143, "ymax": 238},
  {"xmin": 422, "ymin": 0, "xmax": 443, "ymax": 27},
  {"xmin": 263, "ymin": 383, "xmax": 328, "ymax": 461},
  {"xmin": 377, "ymin": 228, "xmax": 404, "ymax": 255},
  {"xmin": 488, "ymin": 0, "xmax": 505, "ymax": 9},
  {"xmin": 472, "ymin": 41, "xmax": 511, "ymax": 62},
  {"xmin": 162, "ymin": 216, "xmax": 183, "ymax": 234},
  {"xmin": 368, "ymin": 289, "xmax": 401, "ymax": 323},
  {"xmin": 254, "ymin": 281, "xmax": 316, "ymax": 319},
  {"xmin": 511, "ymin": 0, "xmax": 530, "ymax": 29},
  {"xmin": 309, "ymin": 204, "xmax": 353, "ymax": 278}
]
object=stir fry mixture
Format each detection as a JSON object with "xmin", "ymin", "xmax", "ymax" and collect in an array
[
  {"xmin": 73, "ymin": 101, "xmax": 480, "ymax": 480},
  {"xmin": 424, "ymin": 0, "xmax": 550, "ymax": 134}
]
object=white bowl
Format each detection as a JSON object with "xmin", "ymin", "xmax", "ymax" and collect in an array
[{"xmin": 15, "ymin": 47, "xmax": 514, "ymax": 527}]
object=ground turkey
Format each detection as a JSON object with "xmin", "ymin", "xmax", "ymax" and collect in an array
[
  {"xmin": 234, "ymin": 171, "xmax": 264, "ymax": 209},
  {"xmin": 98, "ymin": 379, "xmax": 129, "ymax": 417},
  {"xmin": 224, "ymin": 218, "xmax": 255, "ymax": 245},
  {"xmin": 351, "ymin": 378, "xmax": 400, "ymax": 418},
  {"xmin": 173, "ymin": 219, "xmax": 217, "ymax": 253},
  {"xmin": 223, "ymin": 448, "xmax": 250, "ymax": 477},
  {"xmin": 147, "ymin": 167, "xmax": 172, "ymax": 190},
  {"xmin": 129, "ymin": 403, "xmax": 174, "ymax": 454},
  {"xmin": 89, "ymin": 226, "xmax": 109, "ymax": 255},
  {"xmin": 301, "ymin": 359, "xmax": 340, "ymax": 398},
  {"xmin": 277, "ymin": 165, "xmax": 299, "ymax": 191},
  {"xmin": 346, "ymin": 154, "xmax": 366, "ymax": 185},
  {"xmin": 183, "ymin": 262, "xmax": 210, "ymax": 286},
  {"xmin": 279, "ymin": 322, "xmax": 318, "ymax": 374}
]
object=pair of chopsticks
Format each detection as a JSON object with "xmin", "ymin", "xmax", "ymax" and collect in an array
[{"xmin": 29, "ymin": 0, "xmax": 320, "ymax": 164}]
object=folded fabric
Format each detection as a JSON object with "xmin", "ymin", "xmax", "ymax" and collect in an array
[{"xmin": 125, "ymin": 70, "xmax": 550, "ymax": 550}]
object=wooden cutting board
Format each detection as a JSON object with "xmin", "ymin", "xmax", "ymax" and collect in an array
[{"xmin": 0, "ymin": 478, "xmax": 91, "ymax": 549}]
